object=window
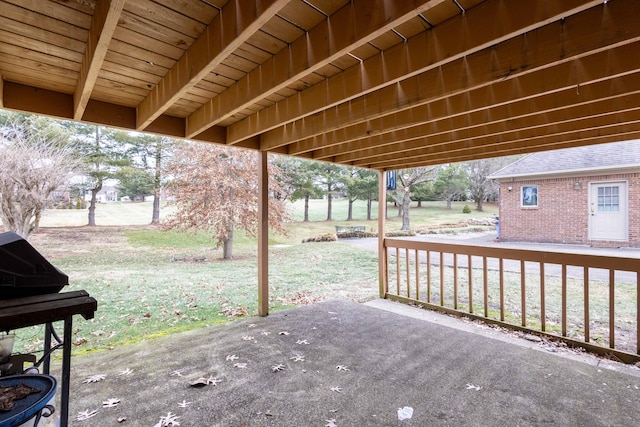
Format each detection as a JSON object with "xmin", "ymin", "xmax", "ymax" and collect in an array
[
  {"xmin": 597, "ymin": 185, "xmax": 620, "ymax": 212},
  {"xmin": 521, "ymin": 185, "xmax": 538, "ymax": 207}
]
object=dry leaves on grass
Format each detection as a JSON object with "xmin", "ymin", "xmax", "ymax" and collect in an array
[
  {"xmin": 275, "ymin": 291, "xmax": 324, "ymax": 306},
  {"xmin": 220, "ymin": 303, "xmax": 248, "ymax": 317}
]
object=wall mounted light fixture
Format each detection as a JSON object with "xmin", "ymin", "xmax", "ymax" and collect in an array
[
  {"xmin": 574, "ymin": 182, "xmax": 582, "ymax": 190},
  {"xmin": 507, "ymin": 186, "xmax": 513, "ymax": 192}
]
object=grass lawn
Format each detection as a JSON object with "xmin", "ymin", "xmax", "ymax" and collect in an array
[{"xmin": 13, "ymin": 199, "xmax": 496, "ymax": 356}]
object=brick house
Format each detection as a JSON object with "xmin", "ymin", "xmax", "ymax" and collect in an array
[{"xmin": 490, "ymin": 141, "xmax": 640, "ymax": 247}]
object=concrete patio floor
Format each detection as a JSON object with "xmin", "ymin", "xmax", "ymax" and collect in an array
[{"xmin": 62, "ymin": 299, "xmax": 640, "ymax": 426}]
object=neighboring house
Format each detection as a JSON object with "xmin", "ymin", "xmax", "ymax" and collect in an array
[
  {"xmin": 84, "ymin": 185, "xmax": 118, "ymax": 203},
  {"xmin": 490, "ymin": 141, "xmax": 640, "ymax": 247}
]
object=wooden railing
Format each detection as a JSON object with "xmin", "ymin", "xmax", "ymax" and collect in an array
[{"xmin": 383, "ymin": 238, "xmax": 640, "ymax": 364}]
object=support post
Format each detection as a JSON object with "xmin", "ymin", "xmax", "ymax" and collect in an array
[
  {"xmin": 378, "ymin": 170, "xmax": 387, "ymax": 298},
  {"xmin": 258, "ymin": 150, "xmax": 269, "ymax": 316}
]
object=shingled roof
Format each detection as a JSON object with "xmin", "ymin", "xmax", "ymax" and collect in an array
[{"xmin": 490, "ymin": 140, "xmax": 640, "ymax": 180}]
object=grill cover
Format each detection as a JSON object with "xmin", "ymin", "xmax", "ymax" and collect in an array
[{"xmin": 0, "ymin": 231, "xmax": 68, "ymax": 299}]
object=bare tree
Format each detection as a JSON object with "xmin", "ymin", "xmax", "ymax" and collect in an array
[
  {"xmin": 395, "ymin": 167, "xmax": 438, "ymax": 230},
  {"xmin": 164, "ymin": 143, "xmax": 289, "ymax": 259},
  {"xmin": 0, "ymin": 118, "xmax": 80, "ymax": 238},
  {"xmin": 467, "ymin": 157, "xmax": 517, "ymax": 211}
]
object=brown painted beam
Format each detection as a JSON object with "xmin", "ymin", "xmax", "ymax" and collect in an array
[
  {"xmin": 1, "ymin": 81, "xmax": 230, "ymax": 146},
  {"xmin": 186, "ymin": 0, "xmax": 448, "ymax": 139},
  {"xmin": 234, "ymin": 0, "xmax": 603, "ymax": 147},
  {"xmin": 74, "ymin": 0, "xmax": 125, "ymax": 121},
  {"xmin": 137, "ymin": 0, "xmax": 288, "ymax": 131},
  {"xmin": 281, "ymin": 0, "xmax": 640, "ymax": 155}
]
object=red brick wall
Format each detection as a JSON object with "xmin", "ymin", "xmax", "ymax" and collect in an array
[{"xmin": 498, "ymin": 173, "xmax": 640, "ymax": 247}]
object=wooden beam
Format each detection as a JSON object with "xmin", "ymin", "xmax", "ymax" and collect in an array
[
  {"xmin": 137, "ymin": 0, "xmax": 288, "ymax": 131},
  {"xmin": 335, "ymin": 87, "xmax": 640, "ymax": 165},
  {"xmin": 2, "ymin": 82, "xmax": 230, "ymax": 148},
  {"xmin": 308, "ymin": 39, "xmax": 640, "ymax": 163},
  {"xmin": 280, "ymin": 0, "xmax": 640, "ymax": 155},
  {"xmin": 74, "ymin": 0, "xmax": 125, "ymax": 121},
  {"xmin": 365, "ymin": 119, "xmax": 640, "ymax": 170},
  {"xmin": 303, "ymin": 72, "xmax": 640, "ymax": 161},
  {"xmin": 371, "ymin": 129, "xmax": 640, "ymax": 170},
  {"xmin": 3, "ymin": 81, "xmax": 74, "ymax": 119},
  {"xmin": 230, "ymin": 0, "xmax": 603, "ymax": 146},
  {"xmin": 378, "ymin": 170, "xmax": 387, "ymax": 299},
  {"xmin": 186, "ymin": 0, "xmax": 448, "ymax": 139},
  {"xmin": 258, "ymin": 149, "xmax": 269, "ymax": 317},
  {"xmin": 0, "ymin": 73, "xmax": 3, "ymax": 109}
]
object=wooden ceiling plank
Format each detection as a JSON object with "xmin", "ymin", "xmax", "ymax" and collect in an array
[
  {"xmin": 228, "ymin": 0, "xmax": 603, "ymax": 146},
  {"xmin": 0, "ymin": 15, "xmax": 85, "ymax": 52},
  {"xmin": 0, "ymin": 29, "xmax": 83, "ymax": 63},
  {"xmin": 1, "ymin": 0, "xmax": 89, "ymax": 40},
  {"xmin": 185, "ymin": 0, "xmax": 449, "ymax": 139},
  {"xmin": 348, "ymin": 101, "xmax": 640, "ymax": 167},
  {"xmin": 270, "ymin": 0, "xmax": 639, "ymax": 152},
  {"xmin": 0, "ymin": 73, "xmax": 4, "ymax": 109},
  {"xmin": 365, "ymin": 120, "xmax": 640, "ymax": 170},
  {"xmin": 136, "ymin": 0, "xmax": 289, "ymax": 131},
  {"xmin": 74, "ymin": 0, "xmax": 126, "ymax": 121},
  {"xmin": 322, "ymin": 76, "xmax": 640, "ymax": 163}
]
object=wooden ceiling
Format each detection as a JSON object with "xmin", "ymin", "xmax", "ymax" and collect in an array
[{"xmin": 1, "ymin": 0, "xmax": 638, "ymax": 170}]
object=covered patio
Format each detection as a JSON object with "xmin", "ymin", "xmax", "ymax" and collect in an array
[
  {"xmin": 65, "ymin": 299, "xmax": 640, "ymax": 426},
  {"xmin": 2, "ymin": 0, "xmax": 640, "ymax": 424}
]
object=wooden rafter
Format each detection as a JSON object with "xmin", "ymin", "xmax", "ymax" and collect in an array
[
  {"xmin": 185, "ymin": 0, "xmax": 448, "ymax": 139},
  {"xmin": 136, "ymin": 0, "xmax": 289, "ymax": 131},
  {"xmin": 366, "ymin": 122, "xmax": 640, "ymax": 170},
  {"xmin": 228, "ymin": 0, "xmax": 603, "ymax": 147},
  {"xmin": 270, "ymin": 0, "xmax": 640, "ymax": 156},
  {"xmin": 318, "ymin": 41, "xmax": 640, "ymax": 165},
  {"xmin": 74, "ymin": 0, "xmax": 125, "ymax": 121},
  {"xmin": 330, "ymin": 82, "xmax": 640, "ymax": 165}
]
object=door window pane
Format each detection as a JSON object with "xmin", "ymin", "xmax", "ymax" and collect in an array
[{"xmin": 597, "ymin": 186, "xmax": 620, "ymax": 212}]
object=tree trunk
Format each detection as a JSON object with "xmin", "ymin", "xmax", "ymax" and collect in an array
[
  {"xmin": 327, "ymin": 192, "xmax": 333, "ymax": 221},
  {"xmin": 151, "ymin": 142, "xmax": 162, "ymax": 225},
  {"xmin": 303, "ymin": 194, "xmax": 310, "ymax": 222},
  {"xmin": 401, "ymin": 191, "xmax": 412, "ymax": 230},
  {"xmin": 347, "ymin": 198, "xmax": 354, "ymax": 221},
  {"xmin": 446, "ymin": 198, "xmax": 452, "ymax": 209},
  {"xmin": 88, "ymin": 184, "xmax": 101, "ymax": 226},
  {"xmin": 223, "ymin": 219, "xmax": 234, "ymax": 259},
  {"xmin": 476, "ymin": 198, "xmax": 484, "ymax": 212},
  {"xmin": 417, "ymin": 200, "xmax": 422, "ymax": 208},
  {"xmin": 366, "ymin": 198, "xmax": 372, "ymax": 220}
]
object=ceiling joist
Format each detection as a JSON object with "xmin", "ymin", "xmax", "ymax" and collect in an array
[
  {"xmin": 186, "ymin": 0, "xmax": 448, "ymax": 139},
  {"xmin": 74, "ymin": 0, "xmax": 125, "ymax": 121},
  {"xmin": 275, "ymin": 0, "xmax": 640, "ymax": 156},
  {"xmin": 136, "ymin": 0, "xmax": 288, "ymax": 131},
  {"xmin": 1, "ymin": 0, "xmax": 638, "ymax": 170},
  {"xmin": 230, "ymin": 0, "xmax": 602, "ymax": 147}
]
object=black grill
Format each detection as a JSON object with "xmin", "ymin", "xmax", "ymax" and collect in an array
[{"xmin": 0, "ymin": 231, "xmax": 68, "ymax": 299}]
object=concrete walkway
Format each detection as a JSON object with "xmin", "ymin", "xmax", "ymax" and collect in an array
[{"xmin": 61, "ymin": 299, "xmax": 640, "ymax": 426}]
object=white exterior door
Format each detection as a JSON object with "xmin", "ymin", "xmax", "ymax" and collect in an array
[{"xmin": 589, "ymin": 181, "xmax": 628, "ymax": 241}]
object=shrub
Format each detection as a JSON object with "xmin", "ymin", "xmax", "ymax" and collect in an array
[{"xmin": 462, "ymin": 204, "xmax": 471, "ymax": 214}]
